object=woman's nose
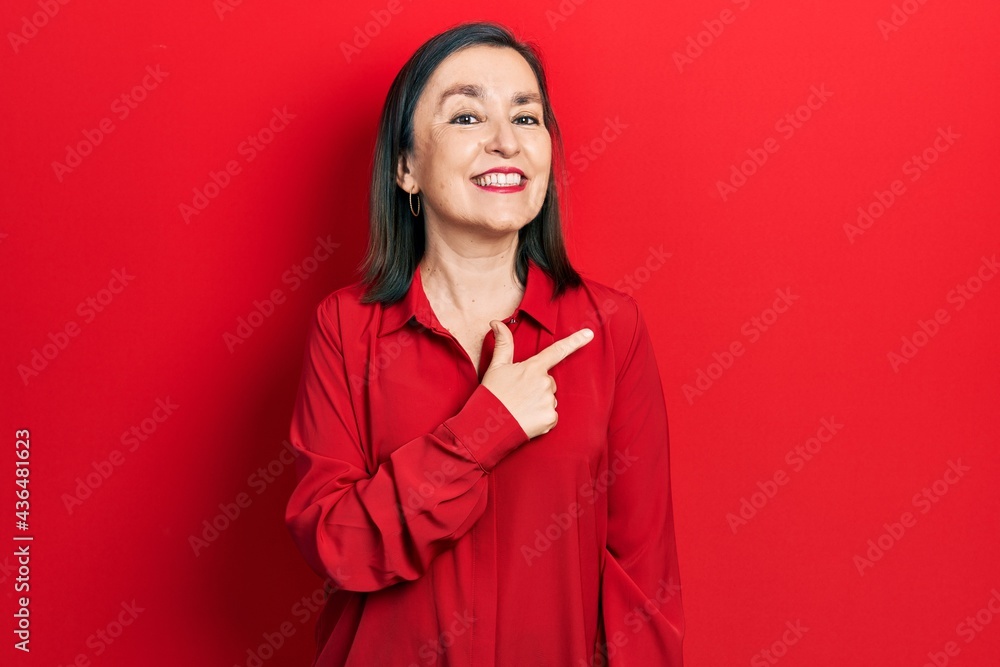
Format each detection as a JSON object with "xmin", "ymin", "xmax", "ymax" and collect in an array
[{"xmin": 484, "ymin": 118, "xmax": 519, "ymax": 157}]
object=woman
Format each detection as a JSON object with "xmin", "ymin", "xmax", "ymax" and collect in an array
[{"xmin": 285, "ymin": 21, "xmax": 684, "ymax": 666}]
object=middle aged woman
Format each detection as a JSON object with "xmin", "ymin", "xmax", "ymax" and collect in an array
[{"xmin": 285, "ymin": 20, "xmax": 684, "ymax": 666}]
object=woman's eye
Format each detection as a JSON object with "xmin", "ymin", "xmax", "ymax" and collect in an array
[{"xmin": 451, "ymin": 114, "xmax": 541, "ymax": 126}]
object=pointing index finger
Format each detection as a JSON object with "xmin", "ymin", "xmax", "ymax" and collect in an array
[{"xmin": 531, "ymin": 328, "xmax": 594, "ymax": 370}]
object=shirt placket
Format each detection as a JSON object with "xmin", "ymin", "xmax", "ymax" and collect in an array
[
  {"xmin": 470, "ymin": 316, "xmax": 516, "ymax": 666},
  {"xmin": 417, "ymin": 305, "xmax": 524, "ymax": 667}
]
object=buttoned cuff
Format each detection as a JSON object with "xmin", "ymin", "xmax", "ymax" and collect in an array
[{"xmin": 442, "ymin": 384, "xmax": 529, "ymax": 473}]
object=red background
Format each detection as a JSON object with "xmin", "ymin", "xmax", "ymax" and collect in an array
[{"xmin": 3, "ymin": 1, "xmax": 999, "ymax": 665}]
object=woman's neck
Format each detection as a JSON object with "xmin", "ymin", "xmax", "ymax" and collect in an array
[{"xmin": 419, "ymin": 239, "xmax": 524, "ymax": 320}]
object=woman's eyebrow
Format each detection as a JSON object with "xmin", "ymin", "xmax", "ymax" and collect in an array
[{"xmin": 437, "ymin": 83, "xmax": 542, "ymax": 109}]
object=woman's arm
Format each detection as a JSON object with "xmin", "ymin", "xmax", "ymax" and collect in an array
[
  {"xmin": 284, "ymin": 296, "xmax": 529, "ymax": 593},
  {"xmin": 598, "ymin": 294, "xmax": 685, "ymax": 665}
]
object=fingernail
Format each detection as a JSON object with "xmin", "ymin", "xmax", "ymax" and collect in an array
[{"xmin": 582, "ymin": 329, "xmax": 593, "ymax": 339}]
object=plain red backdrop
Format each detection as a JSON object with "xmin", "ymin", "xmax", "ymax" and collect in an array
[{"xmin": 3, "ymin": 1, "xmax": 999, "ymax": 665}]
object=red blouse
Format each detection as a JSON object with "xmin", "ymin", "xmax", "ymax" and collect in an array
[{"xmin": 284, "ymin": 257, "xmax": 684, "ymax": 666}]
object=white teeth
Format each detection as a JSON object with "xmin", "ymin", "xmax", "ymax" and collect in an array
[{"xmin": 474, "ymin": 172, "xmax": 522, "ymax": 186}]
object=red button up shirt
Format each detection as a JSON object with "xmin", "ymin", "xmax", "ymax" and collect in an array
[{"xmin": 285, "ymin": 257, "xmax": 684, "ymax": 666}]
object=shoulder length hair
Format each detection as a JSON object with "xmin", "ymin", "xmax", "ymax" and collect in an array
[{"xmin": 358, "ymin": 20, "xmax": 582, "ymax": 304}]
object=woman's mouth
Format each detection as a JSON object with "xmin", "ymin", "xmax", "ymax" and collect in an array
[{"xmin": 471, "ymin": 172, "xmax": 527, "ymax": 193}]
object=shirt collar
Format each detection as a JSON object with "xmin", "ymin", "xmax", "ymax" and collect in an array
[{"xmin": 377, "ymin": 257, "xmax": 556, "ymax": 337}]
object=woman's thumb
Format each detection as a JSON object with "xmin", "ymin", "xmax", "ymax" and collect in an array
[{"xmin": 488, "ymin": 320, "xmax": 514, "ymax": 367}]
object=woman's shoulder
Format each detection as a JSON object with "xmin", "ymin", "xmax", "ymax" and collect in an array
[
  {"xmin": 314, "ymin": 276, "xmax": 370, "ymax": 312},
  {"xmin": 569, "ymin": 271, "xmax": 656, "ymax": 373},
  {"xmin": 572, "ymin": 270, "xmax": 647, "ymax": 334},
  {"xmin": 306, "ymin": 275, "xmax": 377, "ymax": 341}
]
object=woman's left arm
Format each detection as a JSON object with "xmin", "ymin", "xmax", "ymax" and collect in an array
[{"xmin": 598, "ymin": 294, "xmax": 685, "ymax": 665}]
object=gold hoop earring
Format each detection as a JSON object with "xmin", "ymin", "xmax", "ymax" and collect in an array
[{"xmin": 409, "ymin": 191, "xmax": 421, "ymax": 217}]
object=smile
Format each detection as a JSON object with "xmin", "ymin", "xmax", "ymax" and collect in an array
[{"xmin": 471, "ymin": 172, "xmax": 527, "ymax": 192}]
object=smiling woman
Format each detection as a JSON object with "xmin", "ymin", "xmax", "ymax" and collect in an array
[{"xmin": 284, "ymin": 20, "xmax": 684, "ymax": 666}]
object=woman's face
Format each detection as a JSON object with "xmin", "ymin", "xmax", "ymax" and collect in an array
[{"xmin": 397, "ymin": 45, "xmax": 551, "ymax": 236}]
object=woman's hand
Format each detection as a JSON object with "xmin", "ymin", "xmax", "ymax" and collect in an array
[{"xmin": 480, "ymin": 320, "xmax": 594, "ymax": 439}]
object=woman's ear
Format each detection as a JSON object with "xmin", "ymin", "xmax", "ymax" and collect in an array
[{"xmin": 396, "ymin": 151, "xmax": 416, "ymax": 192}]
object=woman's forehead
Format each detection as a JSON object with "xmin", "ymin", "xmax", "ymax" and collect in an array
[{"xmin": 423, "ymin": 46, "xmax": 541, "ymax": 104}]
